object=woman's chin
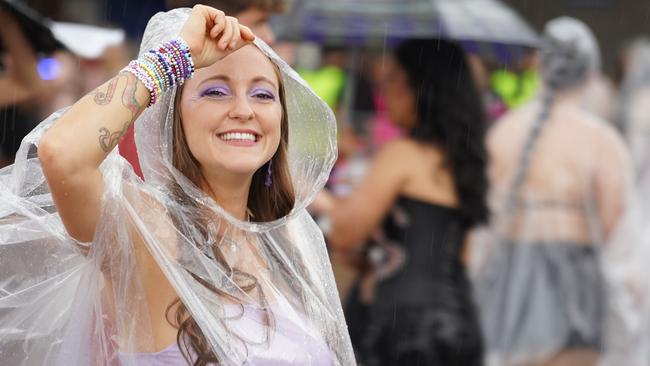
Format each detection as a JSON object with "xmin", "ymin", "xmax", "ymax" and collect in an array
[{"xmin": 204, "ymin": 161, "xmax": 266, "ymax": 178}]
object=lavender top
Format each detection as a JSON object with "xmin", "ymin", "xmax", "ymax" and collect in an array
[{"xmin": 118, "ymin": 303, "xmax": 336, "ymax": 366}]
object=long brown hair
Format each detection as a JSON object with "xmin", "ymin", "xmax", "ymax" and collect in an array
[{"xmin": 167, "ymin": 60, "xmax": 294, "ymax": 366}]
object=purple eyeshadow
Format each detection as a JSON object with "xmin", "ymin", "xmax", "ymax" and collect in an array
[
  {"xmin": 251, "ymin": 87, "xmax": 276, "ymax": 100},
  {"xmin": 200, "ymin": 85, "xmax": 230, "ymax": 97},
  {"xmin": 198, "ymin": 83, "xmax": 276, "ymax": 100}
]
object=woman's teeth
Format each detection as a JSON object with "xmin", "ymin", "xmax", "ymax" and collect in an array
[{"xmin": 219, "ymin": 132, "xmax": 257, "ymax": 142}]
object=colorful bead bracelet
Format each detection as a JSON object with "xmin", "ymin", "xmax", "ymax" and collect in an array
[{"xmin": 122, "ymin": 38, "xmax": 195, "ymax": 107}]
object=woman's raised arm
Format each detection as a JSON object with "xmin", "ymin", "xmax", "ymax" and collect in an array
[
  {"xmin": 38, "ymin": 5, "xmax": 254, "ymax": 242},
  {"xmin": 39, "ymin": 69, "xmax": 149, "ymax": 242}
]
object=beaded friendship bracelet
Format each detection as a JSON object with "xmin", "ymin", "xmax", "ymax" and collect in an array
[{"xmin": 122, "ymin": 38, "xmax": 195, "ymax": 107}]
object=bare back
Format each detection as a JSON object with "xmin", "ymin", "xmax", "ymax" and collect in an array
[
  {"xmin": 398, "ymin": 138, "xmax": 459, "ymax": 209},
  {"xmin": 488, "ymin": 101, "xmax": 632, "ymax": 243}
]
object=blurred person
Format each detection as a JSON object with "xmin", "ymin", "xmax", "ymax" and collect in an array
[
  {"xmin": 489, "ymin": 50, "xmax": 541, "ymax": 110},
  {"xmin": 296, "ymin": 45, "xmax": 375, "ymax": 146},
  {"xmin": 77, "ymin": 44, "xmax": 131, "ymax": 95},
  {"xmin": 0, "ymin": 9, "xmax": 41, "ymax": 107},
  {"xmin": 0, "ymin": 9, "xmax": 43, "ymax": 167},
  {"xmin": 565, "ymin": 27, "xmax": 616, "ymax": 123},
  {"xmin": 122, "ymin": 0, "xmax": 287, "ymax": 179},
  {"xmin": 490, "ymin": 35, "xmax": 613, "ymax": 123},
  {"xmin": 605, "ymin": 36, "xmax": 650, "ymax": 366},
  {"xmin": 366, "ymin": 54, "xmax": 404, "ymax": 150},
  {"xmin": 618, "ymin": 37, "xmax": 650, "ymax": 179},
  {"xmin": 0, "ymin": 12, "xmax": 120, "ymax": 168},
  {"xmin": 299, "ymin": 47, "xmax": 394, "ymax": 308},
  {"xmin": 311, "ymin": 39, "xmax": 489, "ymax": 366},
  {"xmin": 271, "ymin": 41, "xmax": 297, "ymax": 67},
  {"xmin": 580, "ymin": 72, "xmax": 616, "ymax": 122},
  {"xmin": 34, "ymin": 51, "xmax": 84, "ymax": 114},
  {"xmin": 467, "ymin": 53, "xmax": 508, "ymax": 124},
  {"xmin": 167, "ymin": 0, "xmax": 284, "ymax": 45},
  {"xmin": 0, "ymin": 6, "xmax": 356, "ymax": 366},
  {"xmin": 471, "ymin": 17, "xmax": 633, "ymax": 366},
  {"xmin": 0, "ymin": 16, "xmax": 128, "ymax": 168},
  {"xmin": 298, "ymin": 46, "xmax": 376, "ymax": 196},
  {"xmin": 49, "ymin": 21, "xmax": 130, "ymax": 94}
]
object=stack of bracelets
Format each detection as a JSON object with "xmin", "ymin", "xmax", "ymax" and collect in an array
[{"xmin": 122, "ymin": 38, "xmax": 195, "ymax": 107}]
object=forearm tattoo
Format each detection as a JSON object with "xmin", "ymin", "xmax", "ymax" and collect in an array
[
  {"xmin": 122, "ymin": 73, "xmax": 144, "ymax": 116},
  {"xmin": 92, "ymin": 77, "xmax": 118, "ymax": 105},
  {"xmin": 93, "ymin": 73, "xmax": 145, "ymax": 152},
  {"xmin": 98, "ymin": 121, "xmax": 130, "ymax": 152}
]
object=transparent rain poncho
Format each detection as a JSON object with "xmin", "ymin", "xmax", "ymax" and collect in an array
[
  {"xmin": 470, "ymin": 17, "xmax": 649, "ymax": 365},
  {"xmin": 619, "ymin": 38, "xmax": 650, "ymax": 179},
  {"xmin": 607, "ymin": 38, "xmax": 650, "ymax": 366},
  {"xmin": 0, "ymin": 8, "xmax": 355, "ymax": 366}
]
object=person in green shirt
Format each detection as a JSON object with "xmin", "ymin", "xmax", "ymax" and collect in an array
[{"xmin": 490, "ymin": 51, "xmax": 541, "ymax": 109}]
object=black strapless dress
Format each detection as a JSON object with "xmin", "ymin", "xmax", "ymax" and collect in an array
[{"xmin": 348, "ymin": 196, "xmax": 484, "ymax": 366}]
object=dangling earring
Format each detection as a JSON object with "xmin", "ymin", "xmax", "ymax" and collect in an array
[{"xmin": 265, "ymin": 159, "xmax": 273, "ymax": 187}]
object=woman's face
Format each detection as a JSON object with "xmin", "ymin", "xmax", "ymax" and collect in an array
[
  {"xmin": 382, "ymin": 58, "xmax": 417, "ymax": 129},
  {"xmin": 180, "ymin": 45, "xmax": 282, "ymax": 178}
]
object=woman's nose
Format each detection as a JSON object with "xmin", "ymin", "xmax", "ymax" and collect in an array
[{"xmin": 228, "ymin": 96, "xmax": 255, "ymax": 121}]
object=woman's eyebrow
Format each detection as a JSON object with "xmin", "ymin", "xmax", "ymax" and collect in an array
[
  {"xmin": 198, "ymin": 75, "xmax": 230, "ymax": 88},
  {"xmin": 198, "ymin": 75, "xmax": 277, "ymax": 89},
  {"xmin": 251, "ymin": 76, "xmax": 278, "ymax": 89}
]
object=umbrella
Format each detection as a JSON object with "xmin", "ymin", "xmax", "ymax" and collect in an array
[
  {"xmin": 276, "ymin": 0, "xmax": 540, "ymax": 134},
  {"xmin": 50, "ymin": 22, "xmax": 125, "ymax": 59},
  {"xmin": 0, "ymin": 1, "xmax": 125, "ymax": 60},
  {"xmin": 275, "ymin": 0, "xmax": 539, "ymax": 50},
  {"xmin": 0, "ymin": 0, "xmax": 64, "ymax": 54}
]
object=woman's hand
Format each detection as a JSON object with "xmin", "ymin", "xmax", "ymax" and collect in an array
[{"xmin": 180, "ymin": 5, "xmax": 256, "ymax": 70}]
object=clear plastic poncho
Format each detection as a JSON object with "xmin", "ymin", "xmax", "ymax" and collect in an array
[
  {"xmin": 608, "ymin": 37, "xmax": 650, "ymax": 366},
  {"xmin": 0, "ymin": 8, "xmax": 355, "ymax": 366},
  {"xmin": 619, "ymin": 38, "xmax": 650, "ymax": 180},
  {"xmin": 470, "ymin": 17, "xmax": 649, "ymax": 365}
]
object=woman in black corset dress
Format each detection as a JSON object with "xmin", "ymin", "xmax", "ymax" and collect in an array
[{"xmin": 311, "ymin": 39, "xmax": 489, "ymax": 365}]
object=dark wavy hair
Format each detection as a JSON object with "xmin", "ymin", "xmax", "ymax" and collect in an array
[{"xmin": 394, "ymin": 39, "xmax": 489, "ymax": 226}]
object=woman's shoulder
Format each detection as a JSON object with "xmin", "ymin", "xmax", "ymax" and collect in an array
[
  {"xmin": 380, "ymin": 137, "xmax": 419, "ymax": 152},
  {"xmin": 121, "ymin": 180, "xmax": 177, "ymax": 241},
  {"xmin": 562, "ymin": 107, "xmax": 625, "ymax": 145},
  {"xmin": 378, "ymin": 137, "xmax": 443, "ymax": 160},
  {"xmin": 487, "ymin": 104, "xmax": 537, "ymax": 144},
  {"xmin": 375, "ymin": 138, "xmax": 449, "ymax": 181}
]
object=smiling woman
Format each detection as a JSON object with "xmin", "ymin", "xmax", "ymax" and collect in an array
[
  {"xmin": 179, "ymin": 48, "xmax": 283, "ymax": 183},
  {"xmin": 0, "ymin": 5, "xmax": 353, "ymax": 366},
  {"xmin": 172, "ymin": 45, "xmax": 292, "ymax": 220}
]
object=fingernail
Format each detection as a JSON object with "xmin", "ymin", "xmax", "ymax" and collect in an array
[{"xmin": 230, "ymin": 41, "xmax": 237, "ymax": 48}]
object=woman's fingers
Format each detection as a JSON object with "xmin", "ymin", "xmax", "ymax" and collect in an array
[
  {"xmin": 196, "ymin": 5, "xmax": 224, "ymax": 28},
  {"xmin": 219, "ymin": 16, "xmax": 236, "ymax": 50},
  {"xmin": 209, "ymin": 11, "xmax": 227, "ymax": 38},
  {"xmin": 228, "ymin": 25, "xmax": 255, "ymax": 53},
  {"xmin": 228, "ymin": 18, "xmax": 242, "ymax": 50},
  {"xmin": 192, "ymin": 4, "xmax": 255, "ymax": 48},
  {"xmin": 240, "ymin": 25, "xmax": 256, "ymax": 42},
  {"xmin": 182, "ymin": 4, "xmax": 257, "ymax": 67}
]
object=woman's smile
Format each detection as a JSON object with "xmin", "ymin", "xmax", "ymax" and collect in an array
[
  {"xmin": 217, "ymin": 129, "xmax": 261, "ymax": 147},
  {"xmin": 180, "ymin": 45, "xmax": 282, "ymax": 175}
]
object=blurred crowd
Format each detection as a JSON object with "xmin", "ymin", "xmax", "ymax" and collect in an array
[{"xmin": 3, "ymin": 0, "xmax": 650, "ymax": 365}]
